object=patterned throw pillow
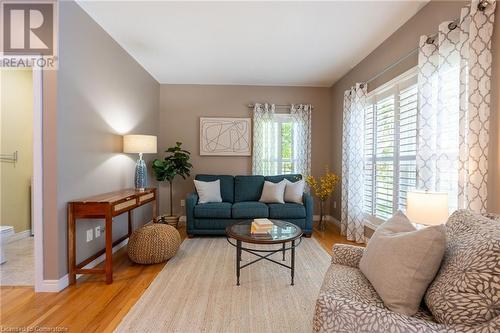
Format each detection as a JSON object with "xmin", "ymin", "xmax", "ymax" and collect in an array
[{"xmin": 424, "ymin": 210, "xmax": 500, "ymax": 326}]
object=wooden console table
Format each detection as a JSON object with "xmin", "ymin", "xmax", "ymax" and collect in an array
[{"xmin": 67, "ymin": 188, "xmax": 157, "ymax": 285}]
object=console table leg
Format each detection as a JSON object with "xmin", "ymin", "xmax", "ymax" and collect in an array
[
  {"xmin": 68, "ymin": 204, "xmax": 76, "ymax": 285},
  {"xmin": 291, "ymin": 240, "xmax": 295, "ymax": 286},
  {"xmin": 105, "ymin": 211, "xmax": 113, "ymax": 284},
  {"xmin": 236, "ymin": 240, "xmax": 241, "ymax": 286},
  {"xmin": 128, "ymin": 210, "xmax": 133, "ymax": 237},
  {"xmin": 152, "ymin": 197, "xmax": 158, "ymax": 221}
]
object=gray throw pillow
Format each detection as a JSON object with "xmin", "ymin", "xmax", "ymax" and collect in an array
[
  {"xmin": 259, "ymin": 180, "xmax": 286, "ymax": 204},
  {"xmin": 359, "ymin": 211, "xmax": 446, "ymax": 316},
  {"xmin": 193, "ymin": 179, "xmax": 222, "ymax": 204},
  {"xmin": 284, "ymin": 179, "xmax": 305, "ymax": 204}
]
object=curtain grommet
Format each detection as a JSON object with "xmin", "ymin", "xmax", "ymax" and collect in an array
[{"xmin": 478, "ymin": 0, "xmax": 490, "ymax": 12}]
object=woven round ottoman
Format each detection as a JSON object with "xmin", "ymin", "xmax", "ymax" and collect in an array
[{"xmin": 128, "ymin": 223, "xmax": 181, "ymax": 264}]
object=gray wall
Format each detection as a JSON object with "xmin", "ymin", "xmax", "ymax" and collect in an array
[
  {"xmin": 48, "ymin": 1, "xmax": 160, "ymax": 279},
  {"xmin": 158, "ymin": 84, "xmax": 332, "ymax": 217},
  {"xmin": 329, "ymin": 1, "xmax": 469, "ymax": 220}
]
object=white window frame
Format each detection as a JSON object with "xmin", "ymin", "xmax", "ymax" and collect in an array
[
  {"xmin": 364, "ymin": 67, "xmax": 418, "ymax": 222},
  {"xmin": 272, "ymin": 113, "xmax": 296, "ymax": 174}
]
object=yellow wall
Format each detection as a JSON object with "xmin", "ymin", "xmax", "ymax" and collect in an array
[{"xmin": 0, "ymin": 69, "xmax": 34, "ymax": 233}]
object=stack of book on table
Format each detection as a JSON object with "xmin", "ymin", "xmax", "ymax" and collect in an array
[{"xmin": 251, "ymin": 218, "xmax": 274, "ymax": 235}]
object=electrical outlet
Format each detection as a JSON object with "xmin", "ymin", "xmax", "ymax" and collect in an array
[
  {"xmin": 180, "ymin": 199, "xmax": 185, "ymax": 207},
  {"xmin": 333, "ymin": 201, "xmax": 337, "ymax": 209},
  {"xmin": 95, "ymin": 226, "xmax": 101, "ymax": 238},
  {"xmin": 86, "ymin": 229, "xmax": 93, "ymax": 242}
]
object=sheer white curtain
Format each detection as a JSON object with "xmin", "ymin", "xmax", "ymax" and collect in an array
[
  {"xmin": 417, "ymin": 1, "xmax": 495, "ymax": 213},
  {"xmin": 252, "ymin": 103, "xmax": 277, "ymax": 175},
  {"xmin": 341, "ymin": 84, "xmax": 366, "ymax": 243},
  {"xmin": 290, "ymin": 104, "xmax": 312, "ymax": 176},
  {"xmin": 252, "ymin": 103, "xmax": 312, "ymax": 176}
]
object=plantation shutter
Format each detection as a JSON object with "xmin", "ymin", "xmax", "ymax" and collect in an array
[{"xmin": 364, "ymin": 70, "xmax": 418, "ymax": 220}]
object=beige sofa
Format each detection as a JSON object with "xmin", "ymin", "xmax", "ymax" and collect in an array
[{"xmin": 313, "ymin": 210, "xmax": 500, "ymax": 333}]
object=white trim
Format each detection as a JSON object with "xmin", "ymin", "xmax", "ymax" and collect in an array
[
  {"xmin": 367, "ymin": 66, "xmax": 418, "ymax": 98},
  {"xmin": 8, "ymin": 230, "xmax": 32, "ymax": 243},
  {"xmin": 313, "ymin": 215, "xmax": 340, "ymax": 228},
  {"xmin": 37, "ymin": 238, "xmax": 129, "ymax": 292},
  {"xmin": 32, "ymin": 66, "xmax": 44, "ymax": 293}
]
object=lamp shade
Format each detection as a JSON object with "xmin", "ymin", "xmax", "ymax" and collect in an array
[
  {"xmin": 406, "ymin": 191, "xmax": 449, "ymax": 225},
  {"xmin": 123, "ymin": 135, "xmax": 157, "ymax": 154}
]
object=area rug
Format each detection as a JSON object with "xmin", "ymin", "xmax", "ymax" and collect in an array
[{"xmin": 115, "ymin": 237, "xmax": 331, "ymax": 332}]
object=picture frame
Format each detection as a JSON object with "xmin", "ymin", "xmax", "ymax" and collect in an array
[{"xmin": 199, "ymin": 117, "xmax": 251, "ymax": 156}]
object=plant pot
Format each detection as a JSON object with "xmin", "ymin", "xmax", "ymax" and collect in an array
[{"xmin": 155, "ymin": 215, "xmax": 180, "ymax": 229}]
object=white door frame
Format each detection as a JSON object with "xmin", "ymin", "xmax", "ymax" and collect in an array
[
  {"xmin": 32, "ymin": 66, "xmax": 44, "ymax": 292},
  {"xmin": 1, "ymin": 57, "xmax": 45, "ymax": 291}
]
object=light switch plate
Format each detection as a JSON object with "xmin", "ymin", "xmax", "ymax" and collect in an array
[
  {"xmin": 86, "ymin": 229, "xmax": 93, "ymax": 242},
  {"xmin": 180, "ymin": 199, "xmax": 185, "ymax": 207}
]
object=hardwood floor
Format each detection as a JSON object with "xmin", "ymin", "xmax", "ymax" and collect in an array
[{"xmin": 0, "ymin": 221, "xmax": 360, "ymax": 332}]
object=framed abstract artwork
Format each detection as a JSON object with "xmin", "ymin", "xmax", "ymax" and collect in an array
[{"xmin": 199, "ymin": 117, "xmax": 251, "ymax": 156}]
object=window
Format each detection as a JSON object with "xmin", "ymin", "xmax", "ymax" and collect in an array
[
  {"xmin": 364, "ymin": 69, "xmax": 418, "ymax": 220},
  {"xmin": 269, "ymin": 114, "xmax": 298, "ymax": 174},
  {"xmin": 253, "ymin": 104, "xmax": 311, "ymax": 176}
]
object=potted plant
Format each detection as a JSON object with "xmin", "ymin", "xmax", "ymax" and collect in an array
[
  {"xmin": 305, "ymin": 166, "xmax": 340, "ymax": 231},
  {"xmin": 152, "ymin": 142, "xmax": 192, "ymax": 227}
]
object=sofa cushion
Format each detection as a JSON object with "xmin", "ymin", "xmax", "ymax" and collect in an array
[
  {"xmin": 232, "ymin": 202, "xmax": 268, "ymax": 219},
  {"xmin": 320, "ymin": 262, "xmax": 384, "ymax": 308},
  {"xmin": 234, "ymin": 176, "xmax": 264, "ymax": 202},
  {"xmin": 359, "ymin": 212, "xmax": 446, "ymax": 316},
  {"xmin": 195, "ymin": 175, "xmax": 234, "ymax": 203},
  {"xmin": 268, "ymin": 203, "xmax": 306, "ymax": 219},
  {"xmin": 194, "ymin": 218, "xmax": 235, "ymax": 230},
  {"xmin": 194, "ymin": 202, "xmax": 232, "ymax": 219},
  {"xmin": 424, "ymin": 210, "xmax": 500, "ymax": 327},
  {"xmin": 264, "ymin": 174, "xmax": 302, "ymax": 183}
]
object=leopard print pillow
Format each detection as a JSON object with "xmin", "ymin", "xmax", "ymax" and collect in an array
[{"xmin": 424, "ymin": 210, "xmax": 500, "ymax": 327}]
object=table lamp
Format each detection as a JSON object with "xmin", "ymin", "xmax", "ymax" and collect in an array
[
  {"xmin": 123, "ymin": 135, "xmax": 157, "ymax": 191},
  {"xmin": 406, "ymin": 191, "xmax": 449, "ymax": 225}
]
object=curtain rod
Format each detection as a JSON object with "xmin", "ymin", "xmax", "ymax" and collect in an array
[
  {"xmin": 361, "ymin": 0, "xmax": 492, "ymax": 88},
  {"xmin": 247, "ymin": 103, "xmax": 314, "ymax": 110}
]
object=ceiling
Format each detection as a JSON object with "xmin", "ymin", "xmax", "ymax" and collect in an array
[{"xmin": 77, "ymin": 1, "xmax": 428, "ymax": 87}]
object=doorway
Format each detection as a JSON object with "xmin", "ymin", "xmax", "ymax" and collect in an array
[{"xmin": 0, "ymin": 65, "xmax": 43, "ymax": 290}]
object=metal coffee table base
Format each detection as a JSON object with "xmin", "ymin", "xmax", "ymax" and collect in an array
[{"xmin": 226, "ymin": 238, "xmax": 302, "ymax": 286}]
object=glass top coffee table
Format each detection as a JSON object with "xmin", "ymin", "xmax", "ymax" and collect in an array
[{"xmin": 226, "ymin": 220, "xmax": 303, "ymax": 286}]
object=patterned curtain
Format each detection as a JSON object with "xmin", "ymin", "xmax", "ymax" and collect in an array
[
  {"xmin": 252, "ymin": 103, "xmax": 277, "ymax": 175},
  {"xmin": 290, "ymin": 104, "xmax": 312, "ymax": 176},
  {"xmin": 341, "ymin": 84, "xmax": 367, "ymax": 243},
  {"xmin": 417, "ymin": 1, "xmax": 495, "ymax": 213}
]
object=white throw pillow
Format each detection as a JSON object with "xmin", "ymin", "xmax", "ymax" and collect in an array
[
  {"xmin": 259, "ymin": 180, "xmax": 286, "ymax": 204},
  {"xmin": 359, "ymin": 211, "xmax": 446, "ymax": 316},
  {"xmin": 284, "ymin": 179, "xmax": 305, "ymax": 204},
  {"xmin": 194, "ymin": 179, "xmax": 222, "ymax": 204}
]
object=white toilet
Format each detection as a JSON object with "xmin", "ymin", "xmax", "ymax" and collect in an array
[{"xmin": 0, "ymin": 226, "xmax": 14, "ymax": 264}]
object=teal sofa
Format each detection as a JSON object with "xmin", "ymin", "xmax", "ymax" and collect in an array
[{"xmin": 186, "ymin": 174, "xmax": 313, "ymax": 237}]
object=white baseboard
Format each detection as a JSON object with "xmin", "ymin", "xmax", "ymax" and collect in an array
[
  {"xmin": 36, "ymin": 237, "xmax": 129, "ymax": 293},
  {"xmin": 8, "ymin": 229, "xmax": 32, "ymax": 243},
  {"xmin": 313, "ymin": 215, "xmax": 340, "ymax": 227}
]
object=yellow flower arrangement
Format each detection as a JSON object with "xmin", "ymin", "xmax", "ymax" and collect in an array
[
  {"xmin": 305, "ymin": 166, "xmax": 340, "ymax": 230},
  {"xmin": 305, "ymin": 166, "xmax": 340, "ymax": 202}
]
